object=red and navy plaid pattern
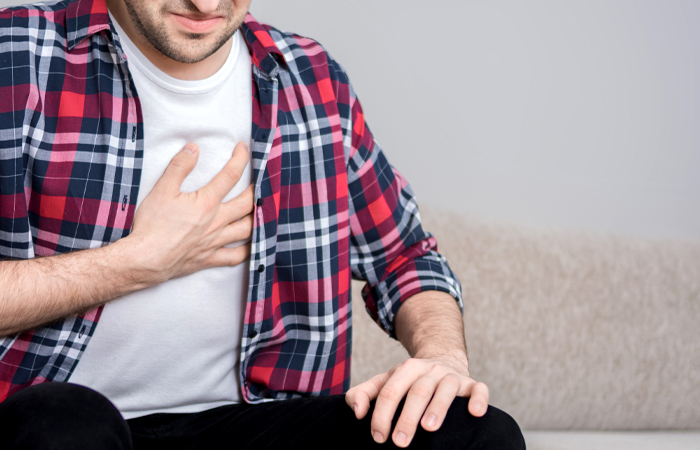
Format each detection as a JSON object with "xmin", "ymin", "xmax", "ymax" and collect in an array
[{"xmin": 0, "ymin": 0, "xmax": 462, "ymax": 404}]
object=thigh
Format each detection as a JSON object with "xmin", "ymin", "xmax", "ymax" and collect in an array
[
  {"xmin": 133, "ymin": 395, "xmax": 524, "ymax": 450},
  {"xmin": 129, "ymin": 395, "xmax": 366, "ymax": 450},
  {"xmin": 0, "ymin": 382, "xmax": 133, "ymax": 450}
]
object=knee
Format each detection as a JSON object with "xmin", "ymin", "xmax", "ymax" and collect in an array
[
  {"xmin": 464, "ymin": 402, "xmax": 525, "ymax": 450},
  {"xmin": 417, "ymin": 398, "xmax": 525, "ymax": 450},
  {"xmin": 0, "ymin": 382, "xmax": 132, "ymax": 450}
]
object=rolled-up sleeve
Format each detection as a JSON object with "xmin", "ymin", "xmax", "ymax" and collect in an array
[{"xmin": 328, "ymin": 56, "xmax": 463, "ymax": 339}]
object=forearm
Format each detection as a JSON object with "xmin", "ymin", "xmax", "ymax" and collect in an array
[
  {"xmin": 0, "ymin": 142, "xmax": 254, "ymax": 337},
  {"xmin": 394, "ymin": 291, "xmax": 469, "ymax": 366},
  {"xmin": 0, "ymin": 237, "xmax": 155, "ymax": 336}
]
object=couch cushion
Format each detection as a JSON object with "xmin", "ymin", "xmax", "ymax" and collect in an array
[
  {"xmin": 523, "ymin": 431, "xmax": 700, "ymax": 450},
  {"xmin": 350, "ymin": 208, "xmax": 700, "ymax": 430}
]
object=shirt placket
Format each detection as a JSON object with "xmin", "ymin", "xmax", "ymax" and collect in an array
[
  {"xmin": 240, "ymin": 62, "xmax": 280, "ymax": 400},
  {"xmin": 106, "ymin": 29, "xmax": 143, "ymax": 238}
]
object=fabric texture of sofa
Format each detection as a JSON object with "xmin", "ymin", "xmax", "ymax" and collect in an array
[{"xmin": 350, "ymin": 207, "xmax": 700, "ymax": 449}]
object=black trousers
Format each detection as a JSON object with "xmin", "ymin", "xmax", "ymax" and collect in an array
[{"xmin": 0, "ymin": 383, "xmax": 525, "ymax": 449}]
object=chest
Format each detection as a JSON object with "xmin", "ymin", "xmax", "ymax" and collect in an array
[
  {"xmin": 128, "ymin": 50, "xmax": 254, "ymax": 207},
  {"xmin": 22, "ymin": 55, "xmax": 351, "ymax": 260}
]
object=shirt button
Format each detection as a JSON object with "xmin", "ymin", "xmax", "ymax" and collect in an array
[
  {"xmin": 248, "ymin": 330, "xmax": 258, "ymax": 339},
  {"xmin": 257, "ymin": 198, "xmax": 264, "ymax": 207},
  {"xmin": 258, "ymin": 264, "xmax": 265, "ymax": 273}
]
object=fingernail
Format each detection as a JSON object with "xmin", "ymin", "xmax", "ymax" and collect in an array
[
  {"xmin": 352, "ymin": 403, "xmax": 358, "ymax": 414},
  {"xmin": 395, "ymin": 432, "xmax": 407, "ymax": 446},
  {"xmin": 473, "ymin": 402, "xmax": 483, "ymax": 412},
  {"xmin": 426, "ymin": 414, "xmax": 437, "ymax": 427},
  {"xmin": 372, "ymin": 431, "xmax": 383, "ymax": 443},
  {"xmin": 183, "ymin": 144, "xmax": 196, "ymax": 154}
]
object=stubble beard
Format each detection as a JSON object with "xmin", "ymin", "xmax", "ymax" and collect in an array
[{"xmin": 123, "ymin": 0, "xmax": 245, "ymax": 64}]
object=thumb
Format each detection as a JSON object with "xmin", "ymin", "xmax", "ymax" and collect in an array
[
  {"xmin": 157, "ymin": 143, "xmax": 199, "ymax": 193},
  {"xmin": 345, "ymin": 371, "xmax": 390, "ymax": 419}
]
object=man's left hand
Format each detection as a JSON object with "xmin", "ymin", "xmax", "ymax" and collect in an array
[{"xmin": 345, "ymin": 356, "xmax": 489, "ymax": 448}]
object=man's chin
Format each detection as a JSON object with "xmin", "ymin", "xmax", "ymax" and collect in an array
[{"xmin": 153, "ymin": 33, "xmax": 230, "ymax": 64}]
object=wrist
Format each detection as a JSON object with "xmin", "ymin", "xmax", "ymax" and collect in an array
[
  {"xmin": 110, "ymin": 235, "xmax": 168, "ymax": 289},
  {"xmin": 414, "ymin": 346, "xmax": 469, "ymax": 365}
]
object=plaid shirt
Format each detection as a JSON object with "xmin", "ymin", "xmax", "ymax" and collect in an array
[{"xmin": 0, "ymin": 0, "xmax": 462, "ymax": 404}]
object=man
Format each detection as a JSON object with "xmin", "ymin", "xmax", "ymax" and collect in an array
[{"xmin": 0, "ymin": 0, "xmax": 525, "ymax": 448}]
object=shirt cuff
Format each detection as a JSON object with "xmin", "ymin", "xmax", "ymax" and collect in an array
[{"xmin": 362, "ymin": 251, "xmax": 463, "ymax": 339}]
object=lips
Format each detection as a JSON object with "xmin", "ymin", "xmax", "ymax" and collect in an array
[{"xmin": 171, "ymin": 13, "xmax": 224, "ymax": 33}]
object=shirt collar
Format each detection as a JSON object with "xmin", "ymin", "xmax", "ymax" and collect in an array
[
  {"xmin": 66, "ymin": 0, "xmax": 111, "ymax": 50},
  {"xmin": 240, "ymin": 14, "xmax": 287, "ymax": 78},
  {"xmin": 65, "ymin": 0, "xmax": 287, "ymax": 78}
]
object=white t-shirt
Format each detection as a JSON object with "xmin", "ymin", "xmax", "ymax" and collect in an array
[{"xmin": 70, "ymin": 15, "xmax": 253, "ymax": 420}]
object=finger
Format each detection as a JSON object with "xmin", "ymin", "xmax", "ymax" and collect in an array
[
  {"xmin": 371, "ymin": 361, "xmax": 425, "ymax": 444},
  {"xmin": 216, "ymin": 184, "xmax": 255, "ymax": 229},
  {"xmin": 465, "ymin": 381, "xmax": 490, "ymax": 417},
  {"xmin": 156, "ymin": 143, "xmax": 199, "ymax": 194},
  {"xmin": 203, "ymin": 142, "xmax": 249, "ymax": 201},
  {"xmin": 421, "ymin": 374, "xmax": 463, "ymax": 432},
  {"xmin": 392, "ymin": 374, "xmax": 440, "ymax": 447},
  {"xmin": 345, "ymin": 371, "xmax": 390, "ymax": 420},
  {"xmin": 212, "ymin": 214, "xmax": 254, "ymax": 248},
  {"xmin": 207, "ymin": 242, "xmax": 251, "ymax": 268}
]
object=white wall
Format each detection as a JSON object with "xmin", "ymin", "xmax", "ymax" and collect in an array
[
  {"xmin": 249, "ymin": 0, "xmax": 700, "ymax": 240},
  {"xmin": 3, "ymin": 0, "xmax": 699, "ymax": 240}
]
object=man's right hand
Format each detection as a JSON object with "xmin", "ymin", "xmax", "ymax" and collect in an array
[{"xmin": 126, "ymin": 141, "xmax": 254, "ymax": 282}]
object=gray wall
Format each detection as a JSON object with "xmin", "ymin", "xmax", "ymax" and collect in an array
[{"xmin": 3, "ymin": 0, "xmax": 699, "ymax": 240}]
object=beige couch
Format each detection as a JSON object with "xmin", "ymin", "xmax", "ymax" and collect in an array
[{"xmin": 351, "ymin": 207, "xmax": 700, "ymax": 449}]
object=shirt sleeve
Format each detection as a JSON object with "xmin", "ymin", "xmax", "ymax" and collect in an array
[
  {"xmin": 0, "ymin": 12, "xmax": 33, "ymax": 262},
  {"xmin": 326, "ymin": 54, "xmax": 464, "ymax": 339}
]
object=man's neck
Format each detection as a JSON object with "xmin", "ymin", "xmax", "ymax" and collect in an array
[{"xmin": 106, "ymin": 0, "xmax": 232, "ymax": 81}]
